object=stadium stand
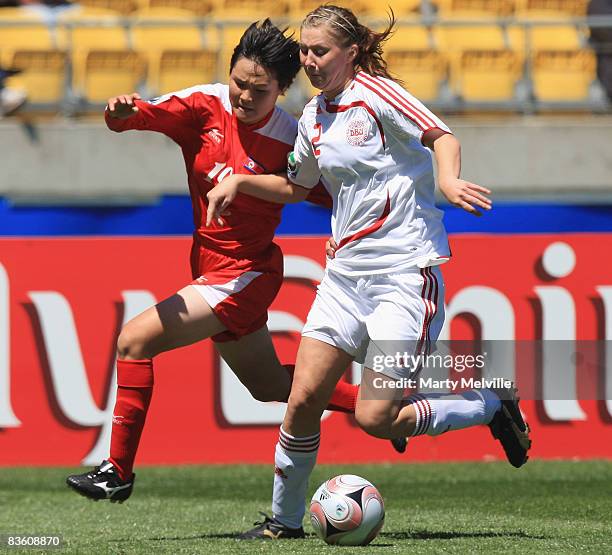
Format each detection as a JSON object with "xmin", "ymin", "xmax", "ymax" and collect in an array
[{"xmin": 0, "ymin": 0, "xmax": 608, "ymax": 112}]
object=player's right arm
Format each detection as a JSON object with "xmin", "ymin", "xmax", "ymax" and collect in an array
[
  {"xmin": 104, "ymin": 88, "xmax": 206, "ymax": 145},
  {"xmin": 205, "ymin": 173, "xmax": 310, "ymax": 226}
]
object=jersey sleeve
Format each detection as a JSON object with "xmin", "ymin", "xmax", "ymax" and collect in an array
[
  {"xmin": 372, "ymin": 79, "xmax": 451, "ymax": 144},
  {"xmin": 104, "ymin": 86, "xmax": 216, "ymax": 145},
  {"xmin": 287, "ymin": 113, "xmax": 321, "ymax": 189}
]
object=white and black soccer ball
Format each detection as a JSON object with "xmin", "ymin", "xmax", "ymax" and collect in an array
[{"xmin": 310, "ymin": 474, "xmax": 385, "ymax": 546}]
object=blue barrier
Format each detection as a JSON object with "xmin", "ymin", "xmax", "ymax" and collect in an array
[{"xmin": 1, "ymin": 196, "xmax": 611, "ymax": 236}]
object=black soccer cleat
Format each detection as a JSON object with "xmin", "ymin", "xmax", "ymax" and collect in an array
[
  {"xmin": 391, "ymin": 437, "xmax": 409, "ymax": 454},
  {"xmin": 488, "ymin": 386, "xmax": 532, "ymax": 468},
  {"xmin": 239, "ymin": 512, "xmax": 305, "ymax": 540},
  {"xmin": 66, "ymin": 460, "xmax": 134, "ymax": 503}
]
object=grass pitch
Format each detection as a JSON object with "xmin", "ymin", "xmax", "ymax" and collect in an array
[{"xmin": 0, "ymin": 461, "xmax": 610, "ymax": 554}]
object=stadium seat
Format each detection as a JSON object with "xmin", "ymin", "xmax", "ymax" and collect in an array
[
  {"xmin": 434, "ymin": 15, "xmax": 507, "ymax": 52},
  {"xmin": 57, "ymin": 8, "xmax": 130, "ymax": 97},
  {"xmin": 81, "ymin": 50, "xmax": 146, "ymax": 103},
  {"xmin": 433, "ymin": 14, "xmax": 507, "ymax": 82},
  {"xmin": 514, "ymin": 0, "xmax": 588, "ymax": 16},
  {"xmin": 140, "ymin": 0, "xmax": 214, "ymax": 15},
  {"xmin": 149, "ymin": 49, "xmax": 217, "ymax": 95},
  {"xmin": 508, "ymin": 12, "xmax": 585, "ymax": 53},
  {"xmin": 452, "ymin": 49, "xmax": 521, "ymax": 101},
  {"xmin": 131, "ymin": 9, "xmax": 205, "ymax": 52},
  {"xmin": 4, "ymin": 50, "xmax": 67, "ymax": 104},
  {"xmin": 531, "ymin": 48, "xmax": 596, "ymax": 101},
  {"xmin": 386, "ymin": 50, "xmax": 447, "ymax": 101},
  {"xmin": 214, "ymin": 0, "xmax": 290, "ymax": 20},
  {"xmin": 78, "ymin": 0, "xmax": 139, "ymax": 15},
  {"xmin": 385, "ymin": 19, "xmax": 432, "ymax": 50},
  {"xmin": 131, "ymin": 8, "xmax": 209, "ymax": 87},
  {"xmin": 0, "ymin": 10, "xmax": 55, "ymax": 66},
  {"xmin": 436, "ymin": 0, "xmax": 515, "ymax": 16}
]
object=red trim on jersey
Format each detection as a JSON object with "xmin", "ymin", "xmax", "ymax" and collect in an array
[
  {"xmin": 324, "ymin": 99, "xmax": 386, "ymax": 148},
  {"xmin": 337, "ymin": 192, "xmax": 391, "ymax": 250},
  {"xmin": 355, "ymin": 72, "xmax": 436, "ymax": 131},
  {"xmin": 417, "ymin": 267, "xmax": 438, "ymax": 355},
  {"xmin": 239, "ymin": 107, "xmax": 275, "ymax": 131}
]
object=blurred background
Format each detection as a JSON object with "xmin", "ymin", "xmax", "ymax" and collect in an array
[{"xmin": 0, "ymin": 0, "xmax": 611, "ymax": 466}]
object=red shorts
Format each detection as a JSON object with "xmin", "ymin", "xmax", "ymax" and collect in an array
[{"xmin": 189, "ymin": 242, "xmax": 283, "ymax": 342}]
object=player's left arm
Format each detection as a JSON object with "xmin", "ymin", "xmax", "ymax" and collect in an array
[{"xmin": 424, "ymin": 129, "xmax": 492, "ymax": 217}]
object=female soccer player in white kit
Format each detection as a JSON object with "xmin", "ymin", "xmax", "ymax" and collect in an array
[{"xmin": 207, "ymin": 5, "xmax": 532, "ymax": 539}]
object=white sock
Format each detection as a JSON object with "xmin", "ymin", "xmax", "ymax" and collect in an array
[
  {"xmin": 272, "ymin": 426, "xmax": 320, "ymax": 529},
  {"xmin": 407, "ymin": 389, "xmax": 501, "ymax": 436}
]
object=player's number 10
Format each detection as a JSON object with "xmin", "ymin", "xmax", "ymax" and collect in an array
[{"xmin": 208, "ymin": 162, "xmax": 234, "ymax": 184}]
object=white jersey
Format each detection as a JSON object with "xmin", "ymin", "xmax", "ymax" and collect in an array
[{"xmin": 288, "ymin": 71, "xmax": 452, "ymax": 276}]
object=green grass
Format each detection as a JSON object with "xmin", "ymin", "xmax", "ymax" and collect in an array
[{"xmin": 0, "ymin": 461, "xmax": 611, "ymax": 554}]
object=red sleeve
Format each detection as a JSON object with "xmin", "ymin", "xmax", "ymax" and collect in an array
[
  {"xmin": 305, "ymin": 182, "xmax": 332, "ymax": 209},
  {"xmin": 104, "ymin": 93, "xmax": 211, "ymax": 146}
]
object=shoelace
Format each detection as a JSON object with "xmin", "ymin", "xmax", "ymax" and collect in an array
[{"xmin": 252, "ymin": 512, "xmax": 275, "ymax": 527}]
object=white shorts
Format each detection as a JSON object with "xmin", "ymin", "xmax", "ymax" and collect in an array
[{"xmin": 302, "ymin": 265, "xmax": 445, "ymax": 374}]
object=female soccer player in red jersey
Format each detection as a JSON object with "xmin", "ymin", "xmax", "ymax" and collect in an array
[
  {"xmin": 66, "ymin": 20, "xmax": 362, "ymax": 503},
  {"xmin": 207, "ymin": 6, "xmax": 532, "ymax": 539}
]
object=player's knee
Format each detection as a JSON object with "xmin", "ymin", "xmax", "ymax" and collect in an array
[
  {"xmin": 117, "ymin": 323, "xmax": 154, "ymax": 360},
  {"xmin": 355, "ymin": 406, "xmax": 394, "ymax": 439},
  {"xmin": 287, "ymin": 385, "xmax": 327, "ymax": 420}
]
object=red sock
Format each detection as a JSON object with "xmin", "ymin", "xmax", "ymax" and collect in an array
[
  {"xmin": 283, "ymin": 364, "xmax": 357, "ymax": 414},
  {"xmin": 108, "ymin": 359, "xmax": 154, "ymax": 481}
]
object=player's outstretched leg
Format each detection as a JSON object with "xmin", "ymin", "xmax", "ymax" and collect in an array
[
  {"xmin": 488, "ymin": 386, "xmax": 531, "ymax": 467},
  {"xmin": 239, "ymin": 512, "xmax": 305, "ymax": 540},
  {"xmin": 66, "ymin": 460, "xmax": 134, "ymax": 503}
]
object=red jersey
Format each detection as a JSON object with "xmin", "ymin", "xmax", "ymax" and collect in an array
[{"xmin": 105, "ymin": 83, "xmax": 330, "ymax": 259}]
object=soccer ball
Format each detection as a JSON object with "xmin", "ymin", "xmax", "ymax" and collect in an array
[{"xmin": 310, "ymin": 474, "xmax": 385, "ymax": 546}]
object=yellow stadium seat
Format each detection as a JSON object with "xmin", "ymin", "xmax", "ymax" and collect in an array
[
  {"xmin": 81, "ymin": 50, "xmax": 146, "ymax": 102},
  {"xmin": 509, "ymin": 12, "xmax": 585, "ymax": 54},
  {"xmin": 452, "ymin": 49, "xmax": 521, "ymax": 100},
  {"xmin": 143, "ymin": 0, "xmax": 214, "ymax": 15},
  {"xmin": 436, "ymin": 0, "xmax": 515, "ymax": 16},
  {"xmin": 386, "ymin": 21, "xmax": 432, "ymax": 50},
  {"xmin": 434, "ymin": 16, "xmax": 506, "ymax": 52},
  {"xmin": 0, "ymin": 11, "xmax": 55, "ymax": 66},
  {"xmin": 515, "ymin": 0, "xmax": 588, "ymax": 16},
  {"xmin": 386, "ymin": 50, "xmax": 447, "ymax": 101},
  {"xmin": 131, "ymin": 9, "xmax": 204, "ymax": 52},
  {"xmin": 78, "ymin": 0, "xmax": 139, "ymax": 14},
  {"xmin": 214, "ymin": 0, "xmax": 290, "ymax": 19},
  {"xmin": 531, "ymin": 48, "xmax": 595, "ymax": 101},
  {"xmin": 56, "ymin": 9, "xmax": 130, "ymax": 95},
  {"xmin": 131, "ymin": 8, "xmax": 208, "ymax": 85},
  {"xmin": 57, "ymin": 9, "xmax": 129, "ymax": 52},
  {"xmin": 434, "ymin": 15, "xmax": 506, "ymax": 82},
  {"xmin": 149, "ymin": 49, "xmax": 217, "ymax": 95},
  {"xmin": 4, "ymin": 50, "xmax": 66, "ymax": 104}
]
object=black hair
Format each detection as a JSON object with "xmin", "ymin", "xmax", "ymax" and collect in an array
[
  {"xmin": 302, "ymin": 4, "xmax": 397, "ymax": 82},
  {"xmin": 229, "ymin": 19, "xmax": 301, "ymax": 92}
]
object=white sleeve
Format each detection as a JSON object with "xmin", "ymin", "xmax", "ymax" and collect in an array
[
  {"xmin": 287, "ymin": 115, "xmax": 321, "ymax": 189},
  {"xmin": 374, "ymin": 79, "xmax": 451, "ymax": 144}
]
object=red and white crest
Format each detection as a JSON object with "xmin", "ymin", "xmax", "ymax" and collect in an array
[{"xmin": 346, "ymin": 119, "xmax": 369, "ymax": 146}]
